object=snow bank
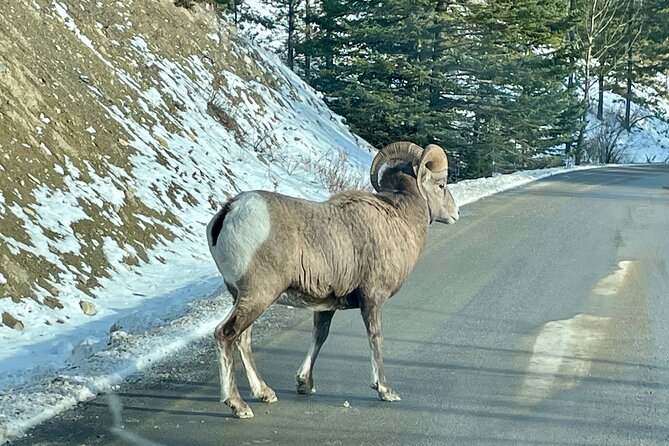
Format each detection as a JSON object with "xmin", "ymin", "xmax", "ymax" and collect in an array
[{"xmin": 0, "ymin": 162, "xmax": 598, "ymax": 443}]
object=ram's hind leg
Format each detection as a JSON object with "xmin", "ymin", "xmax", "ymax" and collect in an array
[
  {"xmin": 214, "ymin": 295, "xmax": 272, "ymax": 419},
  {"xmin": 296, "ymin": 310, "xmax": 335, "ymax": 394},
  {"xmin": 236, "ymin": 324, "xmax": 277, "ymax": 403}
]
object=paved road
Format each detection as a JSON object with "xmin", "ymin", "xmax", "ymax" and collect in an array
[{"xmin": 16, "ymin": 166, "xmax": 669, "ymax": 445}]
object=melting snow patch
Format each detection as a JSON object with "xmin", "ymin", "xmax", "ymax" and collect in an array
[
  {"xmin": 593, "ymin": 260, "xmax": 634, "ymax": 296},
  {"xmin": 516, "ymin": 313, "xmax": 610, "ymax": 406}
]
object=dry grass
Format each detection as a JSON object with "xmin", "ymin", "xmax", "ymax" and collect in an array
[{"xmin": 301, "ymin": 149, "xmax": 369, "ymax": 194}]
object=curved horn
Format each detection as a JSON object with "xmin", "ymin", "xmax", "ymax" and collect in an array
[
  {"xmin": 416, "ymin": 144, "xmax": 449, "ymax": 200},
  {"xmin": 420, "ymin": 144, "xmax": 449, "ymax": 173},
  {"xmin": 370, "ymin": 141, "xmax": 423, "ymax": 191}
]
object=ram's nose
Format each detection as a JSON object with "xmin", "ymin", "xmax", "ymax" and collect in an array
[{"xmin": 447, "ymin": 207, "xmax": 460, "ymax": 223}]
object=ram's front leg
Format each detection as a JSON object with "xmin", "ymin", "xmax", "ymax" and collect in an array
[
  {"xmin": 296, "ymin": 310, "xmax": 336, "ymax": 394},
  {"xmin": 360, "ymin": 300, "xmax": 401, "ymax": 402}
]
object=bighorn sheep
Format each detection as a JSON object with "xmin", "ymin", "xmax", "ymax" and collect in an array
[{"xmin": 206, "ymin": 141, "xmax": 459, "ymax": 418}]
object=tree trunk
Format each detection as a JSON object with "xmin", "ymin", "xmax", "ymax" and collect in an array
[
  {"xmin": 567, "ymin": 0, "xmax": 577, "ymax": 89},
  {"xmin": 597, "ymin": 72, "xmax": 604, "ymax": 120},
  {"xmin": 584, "ymin": 44, "xmax": 592, "ymax": 108},
  {"xmin": 429, "ymin": 1, "xmax": 445, "ymax": 108},
  {"xmin": 325, "ymin": 25, "xmax": 334, "ymax": 72},
  {"xmin": 304, "ymin": 0, "xmax": 311, "ymax": 81},
  {"xmin": 575, "ymin": 122, "xmax": 586, "ymax": 165},
  {"xmin": 624, "ymin": 46, "xmax": 633, "ymax": 131},
  {"xmin": 287, "ymin": 0, "xmax": 295, "ymax": 70},
  {"xmin": 565, "ymin": 0, "xmax": 576, "ymax": 156}
]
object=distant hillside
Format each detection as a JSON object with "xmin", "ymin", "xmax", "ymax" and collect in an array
[
  {"xmin": 0, "ymin": 0, "xmax": 371, "ymax": 333},
  {"xmin": 583, "ymin": 87, "xmax": 669, "ymax": 164}
]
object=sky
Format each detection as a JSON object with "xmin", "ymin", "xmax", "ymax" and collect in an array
[{"xmin": 1, "ymin": 2, "xmax": 668, "ymax": 444}]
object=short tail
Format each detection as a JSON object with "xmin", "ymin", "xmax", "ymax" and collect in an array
[{"xmin": 206, "ymin": 199, "xmax": 234, "ymax": 247}]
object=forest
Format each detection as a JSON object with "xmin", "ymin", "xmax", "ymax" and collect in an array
[{"xmin": 191, "ymin": 0, "xmax": 669, "ymax": 179}]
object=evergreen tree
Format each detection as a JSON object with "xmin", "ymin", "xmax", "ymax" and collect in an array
[
  {"xmin": 242, "ymin": 0, "xmax": 668, "ymax": 173},
  {"xmin": 638, "ymin": 0, "xmax": 669, "ymax": 77},
  {"xmin": 272, "ymin": 0, "xmax": 304, "ymax": 70},
  {"xmin": 628, "ymin": 0, "xmax": 669, "ymax": 118},
  {"xmin": 303, "ymin": 0, "xmax": 582, "ymax": 178},
  {"xmin": 301, "ymin": 0, "xmax": 352, "ymax": 93},
  {"xmin": 456, "ymin": 0, "xmax": 581, "ymax": 174}
]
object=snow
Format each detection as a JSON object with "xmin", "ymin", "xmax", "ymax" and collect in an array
[
  {"xmin": 1, "ymin": 2, "xmax": 668, "ymax": 444},
  {"xmin": 449, "ymin": 165, "xmax": 598, "ymax": 207},
  {"xmin": 591, "ymin": 93, "xmax": 669, "ymax": 163},
  {"xmin": 0, "ymin": 2, "xmax": 370, "ymax": 442},
  {"xmin": 0, "ymin": 158, "xmax": 597, "ymax": 443},
  {"xmin": 236, "ymin": 0, "xmax": 286, "ymax": 54}
]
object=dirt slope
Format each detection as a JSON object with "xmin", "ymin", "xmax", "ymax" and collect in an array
[{"xmin": 0, "ymin": 0, "xmax": 368, "ymax": 329}]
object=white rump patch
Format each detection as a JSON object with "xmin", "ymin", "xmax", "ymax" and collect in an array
[{"xmin": 214, "ymin": 192, "xmax": 271, "ymax": 286}]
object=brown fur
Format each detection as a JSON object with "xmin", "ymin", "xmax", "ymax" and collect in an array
[
  {"xmin": 207, "ymin": 153, "xmax": 458, "ymax": 418},
  {"xmin": 237, "ymin": 186, "xmax": 429, "ymax": 304}
]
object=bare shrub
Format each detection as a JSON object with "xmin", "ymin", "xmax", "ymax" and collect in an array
[
  {"xmin": 207, "ymin": 90, "xmax": 241, "ymax": 135},
  {"xmin": 301, "ymin": 150, "xmax": 369, "ymax": 194},
  {"xmin": 248, "ymin": 126, "xmax": 275, "ymax": 158},
  {"xmin": 207, "ymin": 87, "xmax": 278, "ymax": 158},
  {"xmin": 585, "ymin": 106, "xmax": 651, "ymax": 164},
  {"xmin": 645, "ymin": 154, "xmax": 657, "ymax": 163},
  {"xmin": 585, "ymin": 120, "xmax": 628, "ymax": 163}
]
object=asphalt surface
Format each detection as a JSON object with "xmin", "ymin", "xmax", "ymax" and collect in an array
[{"xmin": 14, "ymin": 165, "xmax": 669, "ymax": 446}]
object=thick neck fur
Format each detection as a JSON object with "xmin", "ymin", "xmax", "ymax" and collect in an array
[{"xmin": 375, "ymin": 168, "xmax": 431, "ymax": 243}]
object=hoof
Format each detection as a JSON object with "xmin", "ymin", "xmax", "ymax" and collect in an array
[
  {"xmin": 379, "ymin": 389, "xmax": 401, "ymax": 402},
  {"xmin": 235, "ymin": 406, "xmax": 255, "ymax": 419},
  {"xmin": 296, "ymin": 384, "xmax": 316, "ymax": 395},
  {"xmin": 224, "ymin": 399, "xmax": 255, "ymax": 419},
  {"xmin": 371, "ymin": 384, "xmax": 401, "ymax": 401},
  {"xmin": 254, "ymin": 387, "xmax": 278, "ymax": 403},
  {"xmin": 296, "ymin": 376, "xmax": 315, "ymax": 395}
]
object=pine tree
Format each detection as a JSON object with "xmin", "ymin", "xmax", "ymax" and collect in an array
[
  {"xmin": 301, "ymin": 0, "xmax": 352, "ymax": 94},
  {"xmin": 459, "ymin": 0, "xmax": 581, "ymax": 174},
  {"xmin": 302, "ymin": 0, "xmax": 582, "ymax": 177},
  {"xmin": 273, "ymin": 0, "xmax": 303, "ymax": 70},
  {"xmin": 627, "ymin": 0, "xmax": 669, "ymax": 121}
]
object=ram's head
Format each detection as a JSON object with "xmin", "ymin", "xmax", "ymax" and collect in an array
[{"xmin": 370, "ymin": 141, "xmax": 459, "ymax": 224}]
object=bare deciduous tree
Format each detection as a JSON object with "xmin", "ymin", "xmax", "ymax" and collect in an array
[
  {"xmin": 585, "ymin": 104, "xmax": 650, "ymax": 163},
  {"xmin": 575, "ymin": 0, "xmax": 637, "ymax": 109}
]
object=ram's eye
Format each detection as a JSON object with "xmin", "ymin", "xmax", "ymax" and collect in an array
[{"xmin": 439, "ymin": 183, "xmax": 445, "ymax": 190}]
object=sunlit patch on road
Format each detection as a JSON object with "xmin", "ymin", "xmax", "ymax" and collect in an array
[
  {"xmin": 516, "ymin": 260, "xmax": 637, "ymax": 407},
  {"xmin": 593, "ymin": 260, "xmax": 633, "ymax": 296},
  {"xmin": 516, "ymin": 313, "xmax": 610, "ymax": 406},
  {"xmin": 108, "ymin": 393, "xmax": 165, "ymax": 446}
]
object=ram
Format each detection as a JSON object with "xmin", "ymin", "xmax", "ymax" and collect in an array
[{"xmin": 206, "ymin": 141, "xmax": 459, "ymax": 418}]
